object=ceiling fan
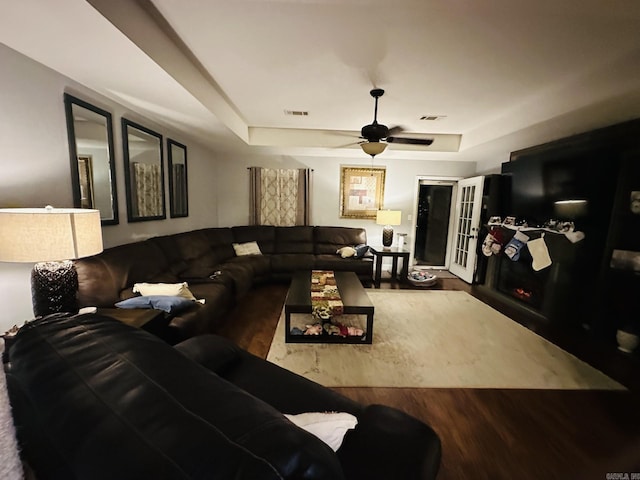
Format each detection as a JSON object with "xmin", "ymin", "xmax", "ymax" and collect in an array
[{"xmin": 358, "ymin": 89, "xmax": 433, "ymax": 157}]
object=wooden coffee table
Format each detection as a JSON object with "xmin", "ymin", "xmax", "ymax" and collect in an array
[{"xmin": 285, "ymin": 270, "xmax": 375, "ymax": 344}]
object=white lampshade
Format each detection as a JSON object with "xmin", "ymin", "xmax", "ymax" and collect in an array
[
  {"xmin": 376, "ymin": 210, "xmax": 402, "ymax": 226},
  {"xmin": 0, "ymin": 207, "xmax": 103, "ymax": 262},
  {"xmin": 360, "ymin": 141, "xmax": 387, "ymax": 157}
]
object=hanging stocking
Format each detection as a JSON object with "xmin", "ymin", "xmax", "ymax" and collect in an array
[
  {"xmin": 482, "ymin": 232, "xmax": 497, "ymax": 257},
  {"xmin": 527, "ymin": 234, "xmax": 552, "ymax": 271},
  {"xmin": 481, "ymin": 227, "xmax": 504, "ymax": 256},
  {"xmin": 489, "ymin": 227, "xmax": 504, "ymax": 255},
  {"xmin": 504, "ymin": 230, "xmax": 529, "ymax": 261}
]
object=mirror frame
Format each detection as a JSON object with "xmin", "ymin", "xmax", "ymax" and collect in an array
[
  {"xmin": 167, "ymin": 139, "xmax": 189, "ymax": 218},
  {"xmin": 122, "ymin": 118, "xmax": 166, "ymax": 222},
  {"xmin": 64, "ymin": 93, "xmax": 119, "ymax": 225}
]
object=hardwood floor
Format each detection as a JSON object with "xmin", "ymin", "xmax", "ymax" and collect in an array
[{"xmin": 216, "ymin": 278, "xmax": 640, "ymax": 479}]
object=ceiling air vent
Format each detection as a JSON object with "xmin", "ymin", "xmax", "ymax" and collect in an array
[
  {"xmin": 420, "ymin": 115, "xmax": 446, "ymax": 121},
  {"xmin": 284, "ymin": 110, "xmax": 309, "ymax": 116}
]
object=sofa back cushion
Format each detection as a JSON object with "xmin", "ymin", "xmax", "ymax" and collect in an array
[
  {"xmin": 201, "ymin": 228, "xmax": 236, "ymax": 262},
  {"xmin": 152, "ymin": 229, "xmax": 236, "ymax": 280},
  {"xmin": 232, "ymin": 226, "xmax": 276, "ymax": 254},
  {"xmin": 314, "ymin": 227, "xmax": 368, "ymax": 255},
  {"xmin": 275, "ymin": 226, "xmax": 314, "ymax": 254},
  {"xmin": 74, "ymin": 240, "xmax": 172, "ymax": 307},
  {"xmin": 149, "ymin": 230, "xmax": 209, "ymax": 265},
  {"xmin": 8, "ymin": 314, "xmax": 345, "ymax": 480}
]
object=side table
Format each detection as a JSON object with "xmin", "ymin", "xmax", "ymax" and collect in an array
[
  {"xmin": 370, "ymin": 246, "xmax": 411, "ymax": 287},
  {"xmin": 96, "ymin": 308, "xmax": 166, "ymax": 329}
]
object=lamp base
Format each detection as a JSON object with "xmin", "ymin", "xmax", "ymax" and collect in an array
[
  {"xmin": 31, "ymin": 261, "xmax": 79, "ymax": 317},
  {"xmin": 382, "ymin": 226, "xmax": 394, "ymax": 247}
]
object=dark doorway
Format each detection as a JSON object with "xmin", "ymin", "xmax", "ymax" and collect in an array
[{"xmin": 414, "ymin": 183, "xmax": 453, "ymax": 266}]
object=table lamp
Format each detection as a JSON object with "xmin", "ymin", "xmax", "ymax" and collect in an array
[
  {"xmin": 0, "ymin": 206, "xmax": 103, "ymax": 317},
  {"xmin": 376, "ymin": 210, "xmax": 402, "ymax": 248}
]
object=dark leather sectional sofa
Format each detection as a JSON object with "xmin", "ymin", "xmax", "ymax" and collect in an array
[
  {"xmin": 25, "ymin": 225, "xmax": 443, "ymax": 478},
  {"xmin": 74, "ymin": 225, "xmax": 374, "ymax": 341},
  {"xmin": 6, "ymin": 312, "xmax": 442, "ymax": 479}
]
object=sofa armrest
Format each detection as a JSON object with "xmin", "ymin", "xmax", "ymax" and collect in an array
[
  {"xmin": 337, "ymin": 404, "xmax": 441, "ymax": 480},
  {"xmin": 174, "ymin": 334, "xmax": 243, "ymax": 374}
]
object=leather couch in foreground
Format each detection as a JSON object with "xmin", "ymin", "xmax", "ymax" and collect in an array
[
  {"xmin": 6, "ymin": 313, "xmax": 442, "ymax": 480},
  {"xmin": 74, "ymin": 226, "xmax": 373, "ymax": 341}
]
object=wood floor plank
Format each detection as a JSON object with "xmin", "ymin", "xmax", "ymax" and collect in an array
[{"xmin": 332, "ymin": 387, "xmax": 640, "ymax": 479}]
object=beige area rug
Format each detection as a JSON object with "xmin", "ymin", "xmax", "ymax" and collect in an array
[{"xmin": 267, "ymin": 290, "xmax": 625, "ymax": 390}]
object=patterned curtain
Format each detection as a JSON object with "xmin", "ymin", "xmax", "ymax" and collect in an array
[
  {"xmin": 133, "ymin": 162, "xmax": 163, "ymax": 217},
  {"xmin": 249, "ymin": 167, "xmax": 312, "ymax": 226}
]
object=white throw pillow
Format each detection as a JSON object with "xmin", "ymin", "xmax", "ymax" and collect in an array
[
  {"xmin": 132, "ymin": 282, "xmax": 197, "ymax": 301},
  {"xmin": 336, "ymin": 246, "xmax": 356, "ymax": 258},
  {"xmin": 284, "ymin": 412, "xmax": 358, "ymax": 451},
  {"xmin": 232, "ymin": 241, "xmax": 262, "ymax": 256}
]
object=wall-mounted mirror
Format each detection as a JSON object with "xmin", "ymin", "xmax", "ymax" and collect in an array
[
  {"xmin": 64, "ymin": 93, "xmax": 118, "ymax": 225},
  {"xmin": 167, "ymin": 139, "xmax": 188, "ymax": 218},
  {"xmin": 122, "ymin": 118, "xmax": 165, "ymax": 222}
]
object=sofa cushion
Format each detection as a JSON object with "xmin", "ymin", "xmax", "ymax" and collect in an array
[
  {"xmin": 314, "ymin": 227, "xmax": 368, "ymax": 255},
  {"xmin": 314, "ymin": 255, "xmax": 373, "ymax": 276},
  {"xmin": 8, "ymin": 314, "xmax": 345, "ymax": 480},
  {"xmin": 172, "ymin": 230, "xmax": 215, "ymax": 263},
  {"xmin": 169, "ymin": 283, "xmax": 233, "ymax": 339},
  {"xmin": 219, "ymin": 261, "xmax": 254, "ymax": 298},
  {"xmin": 75, "ymin": 240, "xmax": 172, "ymax": 307},
  {"xmin": 232, "ymin": 226, "xmax": 276, "ymax": 254},
  {"xmin": 337, "ymin": 405, "xmax": 442, "ymax": 480},
  {"xmin": 271, "ymin": 253, "xmax": 316, "ymax": 274},
  {"xmin": 177, "ymin": 261, "xmax": 220, "ymax": 281},
  {"xmin": 275, "ymin": 226, "xmax": 314, "ymax": 254},
  {"xmin": 225, "ymin": 255, "xmax": 272, "ymax": 277},
  {"xmin": 201, "ymin": 228, "xmax": 236, "ymax": 263},
  {"xmin": 148, "ymin": 234, "xmax": 191, "ymax": 275},
  {"xmin": 174, "ymin": 334, "xmax": 244, "ymax": 374}
]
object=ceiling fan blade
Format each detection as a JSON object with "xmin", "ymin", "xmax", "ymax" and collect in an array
[
  {"xmin": 386, "ymin": 125, "xmax": 405, "ymax": 137},
  {"xmin": 330, "ymin": 131, "xmax": 363, "ymax": 138},
  {"xmin": 386, "ymin": 136, "xmax": 434, "ymax": 146},
  {"xmin": 334, "ymin": 140, "xmax": 365, "ymax": 149}
]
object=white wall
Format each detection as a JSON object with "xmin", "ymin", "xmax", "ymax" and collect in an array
[
  {"xmin": 0, "ymin": 44, "xmax": 220, "ymax": 330},
  {"xmin": 0, "ymin": 42, "xmax": 477, "ymax": 332},
  {"xmin": 216, "ymin": 153, "xmax": 476, "ymax": 246}
]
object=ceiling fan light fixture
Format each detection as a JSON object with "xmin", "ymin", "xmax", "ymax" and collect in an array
[{"xmin": 360, "ymin": 141, "xmax": 387, "ymax": 157}]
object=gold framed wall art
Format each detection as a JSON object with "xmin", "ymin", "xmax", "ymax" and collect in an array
[{"xmin": 340, "ymin": 166, "xmax": 386, "ymax": 219}]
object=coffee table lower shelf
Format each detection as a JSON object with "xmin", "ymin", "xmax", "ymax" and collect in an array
[{"xmin": 285, "ymin": 311, "xmax": 374, "ymax": 345}]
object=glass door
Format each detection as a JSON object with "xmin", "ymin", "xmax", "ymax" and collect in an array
[
  {"xmin": 413, "ymin": 180, "xmax": 455, "ymax": 268},
  {"xmin": 449, "ymin": 176, "xmax": 484, "ymax": 282}
]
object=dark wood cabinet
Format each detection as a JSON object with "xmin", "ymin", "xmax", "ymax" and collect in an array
[
  {"xmin": 601, "ymin": 150, "xmax": 640, "ymax": 337},
  {"xmin": 476, "ymin": 119, "xmax": 640, "ymax": 347}
]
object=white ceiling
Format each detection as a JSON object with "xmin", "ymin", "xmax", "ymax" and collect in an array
[{"xmin": 2, "ymin": 0, "xmax": 640, "ymax": 164}]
